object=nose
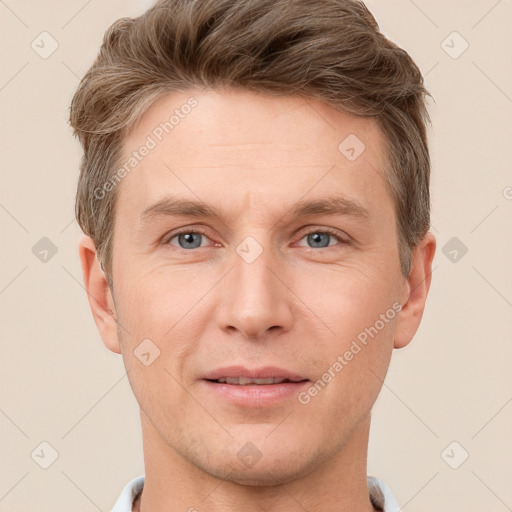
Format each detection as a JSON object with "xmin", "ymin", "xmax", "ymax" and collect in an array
[{"xmin": 216, "ymin": 238, "xmax": 294, "ymax": 341}]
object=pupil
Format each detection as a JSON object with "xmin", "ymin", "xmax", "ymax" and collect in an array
[
  {"xmin": 308, "ymin": 232, "xmax": 329, "ymax": 248},
  {"xmin": 180, "ymin": 233, "xmax": 201, "ymax": 248}
]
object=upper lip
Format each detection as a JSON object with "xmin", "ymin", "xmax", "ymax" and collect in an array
[{"xmin": 203, "ymin": 366, "xmax": 308, "ymax": 382}]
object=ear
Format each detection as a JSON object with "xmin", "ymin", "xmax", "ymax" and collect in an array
[
  {"xmin": 78, "ymin": 236, "xmax": 121, "ymax": 354},
  {"xmin": 394, "ymin": 231, "xmax": 436, "ymax": 349}
]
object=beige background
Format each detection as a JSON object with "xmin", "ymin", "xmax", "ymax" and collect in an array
[{"xmin": 1, "ymin": 0, "xmax": 511, "ymax": 510}]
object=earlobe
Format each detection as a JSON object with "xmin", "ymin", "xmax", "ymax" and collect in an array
[
  {"xmin": 78, "ymin": 236, "xmax": 121, "ymax": 354},
  {"xmin": 393, "ymin": 231, "xmax": 437, "ymax": 349}
]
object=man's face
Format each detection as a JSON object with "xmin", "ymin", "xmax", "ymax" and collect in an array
[{"xmin": 109, "ymin": 89, "xmax": 408, "ymax": 484}]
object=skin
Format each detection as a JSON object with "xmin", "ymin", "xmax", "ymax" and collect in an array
[{"xmin": 79, "ymin": 88, "xmax": 436, "ymax": 512}]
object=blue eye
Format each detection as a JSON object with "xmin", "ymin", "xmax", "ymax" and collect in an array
[
  {"xmin": 168, "ymin": 231, "xmax": 207, "ymax": 249},
  {"xmin": 165, "ymin": 228, "xmax": 347, "ymax": 251},
  {"xmin": 307, "ymin": 232, "xmax": 331, "ymax": 248},
  {"xmin": 297, "ymin": 230, "xmax": 346, "ymax": 249}
]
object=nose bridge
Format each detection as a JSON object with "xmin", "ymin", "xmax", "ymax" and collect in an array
[
  {"xmin": 217, "ymin": 231, "xmax": 293, "ymax": 338},
  {"xmin": 235, "ymin": 234, "xmax": 276, "ymax": 299}
]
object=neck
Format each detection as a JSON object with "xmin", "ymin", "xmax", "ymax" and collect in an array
[{"xmin": 134, "ymin": 411, "xmax": 378, "ymax": 512}]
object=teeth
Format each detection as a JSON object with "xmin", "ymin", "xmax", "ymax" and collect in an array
[{"xmin": 216, "ymin": 377, "xmax": 288, "ymax": 385}]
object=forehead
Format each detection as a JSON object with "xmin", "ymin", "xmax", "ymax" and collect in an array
[
  {"xmin": 124, "ymin": 88, "xmax": 388, "ymax": 164},
  {"xmin": 115, "ymin": 88, "xmax": 392, "ymax": 223}
]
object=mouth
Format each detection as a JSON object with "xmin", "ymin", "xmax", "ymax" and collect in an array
[
  {"xmin": 205, "ymin": 376, "xmax": 308, "ymax": 385},
  {"xmin": 202, "ymin": 365, "xmax": 308, "ymax": 384},
  {"xmin": 201, "ymin": 366, "xmax": 309, "ymax": 407}
]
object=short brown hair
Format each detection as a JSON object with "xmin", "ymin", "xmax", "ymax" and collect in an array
[{"xmin": 70, "ymin": 0, "xmax": 432, "ymax": 289}]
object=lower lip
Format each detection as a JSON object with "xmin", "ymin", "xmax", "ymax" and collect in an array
[{"xmin": 202, "ymin": 380, "xmax": 309, "ymax": 407}]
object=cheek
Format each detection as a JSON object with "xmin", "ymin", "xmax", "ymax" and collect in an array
[
  {"xmin": 115, "ymin": 273, "xmax": 196, "ymax": 414},
  {"xmin": 294, "ymin": 266, "xmax": 398, "ymax": 397},
  {"xmin": 300, "ymin": 308, "xmax": 396, "ymax": 435},
  {"xmin": 115, "ymin": 265, "xmax": 203, "ymax": 339},
  {"xmin": 294, "ymin": 262, "xmax": 396, "ymax": 337},
  {"xmin": 114, "ymin": 266, "xmax": 212, "ymax": 397}
]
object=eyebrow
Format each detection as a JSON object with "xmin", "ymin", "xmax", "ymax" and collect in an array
[{"xmin": 139, "ymin": 194, "xmax": 370, "ymax": 226}]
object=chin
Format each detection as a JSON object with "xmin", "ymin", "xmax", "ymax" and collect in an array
[
  {"xmin": 192, "ymin": 445, "xmax": 326, "ymax": 487},
  {"xmin": 223, "ymin": 469, "xmax": 298, "ymax": 487},
  {"xmin": 206, "ymin": 463, "xmax": 310, "ymax": 487}
]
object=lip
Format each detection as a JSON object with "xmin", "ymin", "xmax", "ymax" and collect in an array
[
  {"xmin": 202, "ymin": 365, "xmax": 307, "ymax": 382},
  {"xmin": 201, "ymin": 366, "xmax": 309, "ymax": 408}
]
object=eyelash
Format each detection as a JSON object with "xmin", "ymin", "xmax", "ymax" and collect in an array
[{"xmin": 164, "ymin": 226, "xmax": 349, "ymax": 250}]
